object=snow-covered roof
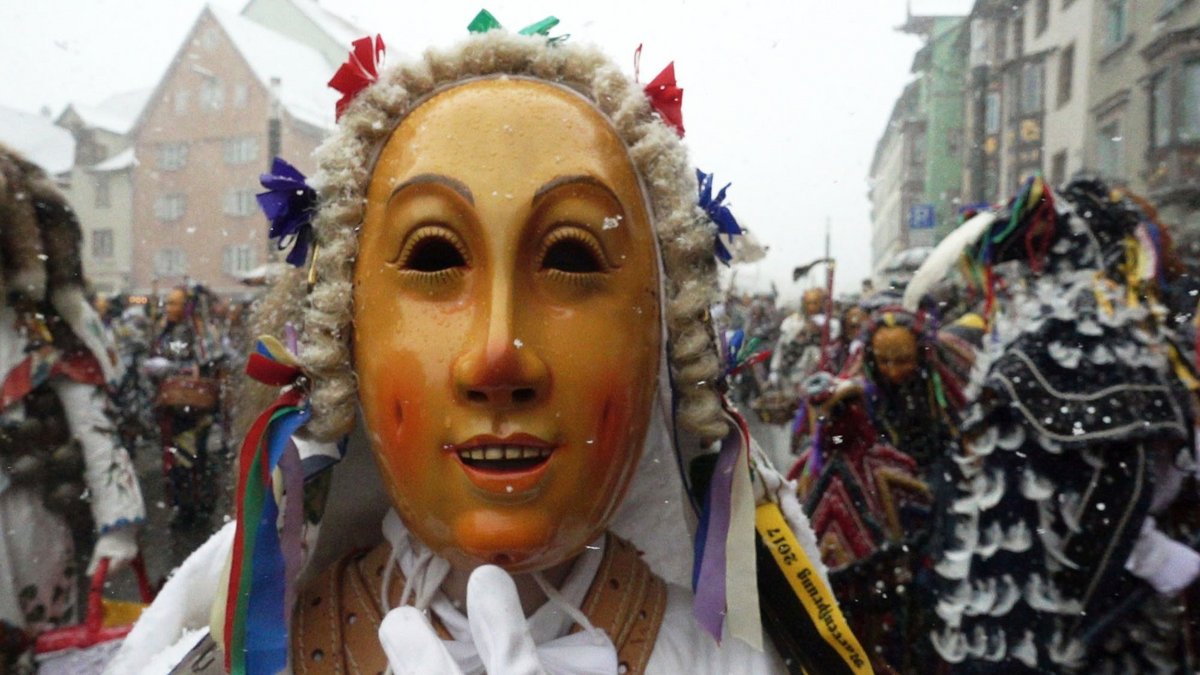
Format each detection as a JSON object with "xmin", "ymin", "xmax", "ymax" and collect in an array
[
  {"xmin": 69, "ymin": 88, "xmax": 153, "ymax": 135},
  {"xmin": 91, "ymin": 147, "xmax": 137, "ymax": 172},
  {"xmin": 210, "ymin": 6, "xmax": 337, "ymax": 130},
  {"xmin": 288, "ymin": 0, "xmax": 364, "ymax": 52},
  {"xmin": 0, "ymin": 105, "xmax": 75, "ymax": 174}
]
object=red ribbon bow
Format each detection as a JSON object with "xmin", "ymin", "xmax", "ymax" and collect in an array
[
  {"xmin": 644, "ymin": 62, "xmax": 684, "ymax": 137},
  {"xmin": 328, "ymin": 34, "xmax": 386, "ymax": 121}
]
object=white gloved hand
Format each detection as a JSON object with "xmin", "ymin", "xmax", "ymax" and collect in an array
[
  {"xmin": 466, "ymin": 565, "xmax": 546, "ymax": 675},
  {"xmin": 142, "ymin": 356, "xmax": 172, "ymax": 376},
  {"xmin": 87, "ymin": 526, "xmax": 139, "ymax": 576},
  {"xmin": 379, "ymin": 606, "xmax": 467, "ymax": 675},
  {"xmin": 1126, "ymin": 518, "xmax": 1200, "ymax": 596},
  {"xmin": 379, "ymin": 564, "xmax": 617, "ymax": 675},
  {"xmin": 379, "ymin": 565, "xmax": 546, "ymax": 675}
]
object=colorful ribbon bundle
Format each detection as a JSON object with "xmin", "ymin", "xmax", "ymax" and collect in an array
[
  {"xmin": 975, "ymin": 174, "xmax": 1056, "ymax": 318},
  {"xmin": 721, "ymin": 329, "xmax": 771, "ymax": 379},
  {"xmin": 223, "ymin": 337, "xmax": 311, "ymax": 675},
  {"xmin": 692, "ymin": 410, "xmax": 762, "ymax": 648}
]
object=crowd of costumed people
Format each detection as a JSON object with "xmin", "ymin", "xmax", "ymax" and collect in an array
[{"xmin": 2, "ymin": 11, "xmax": 1200, "ymax": 675}]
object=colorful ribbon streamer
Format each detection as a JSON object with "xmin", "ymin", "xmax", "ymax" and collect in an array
[
  {"xmin": 692, "ymin": 411, "xmax": 760, "ymax": 646},
  {"xmin": 223, "ymin": 337, "xmax": 310, "ymax": 675}
]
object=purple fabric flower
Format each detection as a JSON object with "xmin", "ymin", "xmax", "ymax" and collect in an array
[{"xmin": 257, "ymin": 157, "xmax": 317, "ymax": 267}]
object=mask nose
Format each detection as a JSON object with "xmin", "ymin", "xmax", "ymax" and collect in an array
[{"xmin": 452, "ymin": 279, "xmax": 549, "ymax": 408}]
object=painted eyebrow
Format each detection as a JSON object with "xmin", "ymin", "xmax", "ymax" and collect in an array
[
  {"xmin": 531, "ymin": 175, "xmax": 622, "ymax": 208},
  {"xmin": 390, "ymin": 173, "xmax": 474, "ymax": 205}
]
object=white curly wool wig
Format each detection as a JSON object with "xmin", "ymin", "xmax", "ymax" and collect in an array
[{"xmin": 256, "ymin": 31, "xmax": 728, "ymax": 445}]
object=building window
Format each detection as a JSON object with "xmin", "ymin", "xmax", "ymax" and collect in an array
[
  {"xmin": 911, "ymin": 127, "xmax": 927, "ymax": 166},
  {"xmin": 223, "ymin": 244, "xmax": 257, "ymax": 275},
  {"xmin": 995, "ymin": 19, "xmax": 1008, "ymax": 62},
  {"xmin": 1020, "ymin": 62, "xmax": 1044, "ymax": 114},
  {"xmin": 1150, "ymin": 72, "xmax": 1172, "ymax": 148},
  {"xmin": 1057, "ymin": 44, "xmax": 1074, "ymax": 107},
  {"xmin": 1013, "ymin": 16, "xmax": 1025, "ymax": 58},
  {"xmin": 154, "ymin": 248, "xmax": 187, "ymax": 276},
  {"xmin": 174, "ymin": 89, "xmax": 189, "ymax": 115},
  {"xmin": 233, "ymin": 82, "xmax": 249, "ymax": 108},
  {"xmin": 1035, "ymin": 0, "xmax": 1050, "ymax": 36},
  {"xmin": 92, "ymin": 229, "xmax": 114, "ymax": 259},
  {"xmin": 1182, "ymin": 61, "xmax": 1200, "ymax": 142},
  {"xmin": 223, "ymin": 136, "xmax": 259, "ymax": 165},
  {"xmin": 1050, "ymin": 150, "xmax": 1067, "ymax": 186},
  {"xmin": 158, "ymin": 143, "xmax": 188, "ymax": 171},
  {"xmin": 155, "ymin": 193, "xmax": 187, "ymax": 222},
  {"xmin": 1105, "ymin": 0, "xmax": 1128, "ymax": 48},
  {"xmin": 985, "ymin": 92, "xmax": 1001, "ymax": 134},
  {"xmin": 94, "ymin": 174, "xmax": 111, "ymax": 208},
  {"xmin": 1096, "ymin": 119, "xmax": 1123, "ymax": 179},
  {"xmin": 223, "ymin": 189, "xmax": 257, "ymax": 217},
  {"xmin": 200, "ymin": 77, "xmax": 224, "ymax": 110}
]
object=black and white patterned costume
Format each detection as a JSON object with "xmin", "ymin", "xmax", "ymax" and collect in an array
[{"xmin": 928, "ymin": 179, "xmax": 1199, "ymax": 673}]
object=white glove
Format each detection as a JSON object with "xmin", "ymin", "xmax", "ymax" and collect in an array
[
  {"xmin": 142, "ymin": 356, "xmax": 172, "ymax": 376},
  {"xmin": 88, "ymin": 526, "xmax": 139, "ymax": 576},
  {"xmin": 379, "ymin": 606, "xmax": 467, "ymax": 675},
  {"xmin": 379, "ymin": 565, "xmax": 616, "ymax": 675},
  {"xmin": 1126, "ymin": 518, "xmax": 1200, "ymax": 596}
]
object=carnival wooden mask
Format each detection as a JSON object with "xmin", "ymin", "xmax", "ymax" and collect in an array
[
  {"xmin": 352, "ymin": 79, "xmax": 662, "ymax": 573},
  {"xmin": 801, "ymin": 289, "xmax": 826, "ymax": 318},
  {"xmin": 842, "ymin": 306, "xmax": 867, "ymax": 341},
  {"xmin": 164, "ymin": 288, "xmax": 187, "ymax": 324},
  {"xmin": 870, "ymin": 325, "xmax": 919, "ymax": 385}
]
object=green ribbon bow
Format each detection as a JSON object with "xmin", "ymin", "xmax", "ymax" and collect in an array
[{"xmin": 468, "ymin": 9, "xmax": 564, "ymax": 41}]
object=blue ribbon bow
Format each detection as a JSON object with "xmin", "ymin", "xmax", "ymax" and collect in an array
[
  {"xmin": 257, "ymin": 157, "xmax": 317, "ymax": 267},
  {"xmin": 697, "ymin": 169, "xmax": 743, "ymax": 265}
]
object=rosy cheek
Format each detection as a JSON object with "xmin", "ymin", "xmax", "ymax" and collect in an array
[{"xmin": 363, "ymin": 353, "xmax": 426, "ymax": 462}]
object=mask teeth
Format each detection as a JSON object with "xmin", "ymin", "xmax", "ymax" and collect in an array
[{"xmin": 458, "ymin": 446, "xmax": 553, "ymax": 461}]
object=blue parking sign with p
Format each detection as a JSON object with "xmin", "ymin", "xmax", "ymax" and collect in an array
[{"xmin": 909, "ymin": 203, "xmax": 936, "ymax": 230}]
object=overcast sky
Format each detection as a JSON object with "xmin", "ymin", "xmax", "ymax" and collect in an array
[{"xmin": 0, "ymin": 0, "xmax": 972, "ymax": 300}]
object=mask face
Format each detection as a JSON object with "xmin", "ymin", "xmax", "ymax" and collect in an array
[
  {"xmin": 870, "ymin": 325, "xmax": 920, "ymax": 385},
  {"xmin": 843, "ymin": 307, "xmax": 867, "ymax": 341},
  {"xmin": 164, "ymin": 289, "xmax": 186, "ymax": 324},
  {"xmin": 802, "ymin": 289, "xmax": 825, "ymax": 318},
  {"xmin": 353, "ymin": 79, "xmax": 661, "ymax": 573}
]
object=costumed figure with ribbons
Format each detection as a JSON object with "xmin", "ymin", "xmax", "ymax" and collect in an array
[
  {"xmin": 837, "ymin": 304, "xmax": 868, "ymax": 373},
  {"xmin": 756, "ymin": 277, "xmax": 843, "ymax": 445},
  {"xmin": 786, "ymin": 373, "xmax": 931, "ymax": 674},
  {"xmin": 855, "ymin": 307, "xmax": 970, "ymax": 474},
  {"xmin": 769, "ymin": 288, "xmax": 840, "ymax": 390},
  {"xmin": 146, "ymin": 285, "xmax": 224, "ymax": 530},
  {"xmin": 912, "ymin": 176, "xmax": 1200, "ymax": 673},
  {"xmin": 0, "ymin": 145, "xmax": 146, "ymax": 668},
  {"xmin": 110, "ymin": 16, "xmax": 870, "ymax": 675},
  {"xmin": 786, "ymin": 305, "xmax": 970, "ymax": 673}
]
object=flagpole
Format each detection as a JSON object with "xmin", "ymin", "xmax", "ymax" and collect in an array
[{"xmin": 819, "ymin": 218, "xmax": 836, "ymax": 371}]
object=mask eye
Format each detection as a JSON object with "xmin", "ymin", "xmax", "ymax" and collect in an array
[
  {"xmin": 393, "ymin": 225, "xmax": 469, "ymax": 273},
  {"xmin": 540, "ymin": 226, "xmax": 606, "ymax": 275}
]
